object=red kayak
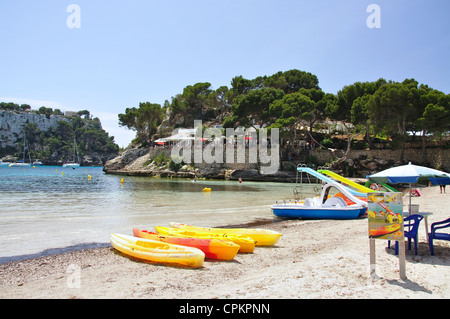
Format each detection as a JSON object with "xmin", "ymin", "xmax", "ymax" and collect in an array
[{"xmin": 133, "ymin": 228, "xmax": 240, "ymax": 261}]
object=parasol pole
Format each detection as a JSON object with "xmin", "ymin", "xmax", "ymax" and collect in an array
[{"xmin": 409, "ymin": 183, "xmax": 412, "ymax": 214}]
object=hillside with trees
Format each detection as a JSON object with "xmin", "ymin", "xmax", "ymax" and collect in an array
[
  {"xmin": 0, "ymin": 104, "xmax": 119, "ymax": 165},
  {"xmin": 118, "ymin": 69, "xmax": 449, "ymax": 169}
]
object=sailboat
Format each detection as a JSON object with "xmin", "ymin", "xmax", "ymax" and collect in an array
[
  {"xmin": 0, "ymin": 160, "xmax": 12, "ymax": 167},
  {"xmin": 62, "ymin": 138, "xmax": 81, "ymax": 168},
  {"xmin": 10, "ymin": 135, "xmax": 32, "ymax": 167}
]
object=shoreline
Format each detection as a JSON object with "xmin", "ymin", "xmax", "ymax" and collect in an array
[
  {"xmin": 1, "ymin": 187, "xmax": 449, "ymax": 299},
  {"xmin": 0, "ymin": 218, "xmax": 284, "ymax": 266}
]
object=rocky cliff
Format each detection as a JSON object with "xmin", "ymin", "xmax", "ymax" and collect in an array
[
  {"xmin": 0, "ymin": 111, "xmax": 67, "ymax": 149},
  {"xmin": 0, "ymin": 110, "xmax": 119, "ymax": 165}
]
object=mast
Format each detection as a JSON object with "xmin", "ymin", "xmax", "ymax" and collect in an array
[
  {"xmin": 22, "ymin": 135, "xmax": 26, "ymax": 162},
  {"xmin": 73, "ymin": 138, "xmax": 79, "ymax": 163},
  {"xmin": 23, "ymin": 134, "xmax": 32, "ymax": 163}
]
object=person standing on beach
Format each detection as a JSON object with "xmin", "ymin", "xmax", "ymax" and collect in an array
[{"xmin": 440, "ymin": 185, "xmax": 446, "ymax": 193}]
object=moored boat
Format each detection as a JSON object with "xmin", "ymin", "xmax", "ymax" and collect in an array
[
  {"xmin": 110, "ymin": 233, "xmax": 205, "ymax": 268},
  {"xmin": 9, "ymin": 160, "xmax": 32, "ymax": 167},
  {"xmin": 133, "ymin": 228, "xmax": 240, "ymax": 261},
  {"xmin": 10, "ymin": 134, "xmax": 32, "ymax": 167},
  {"xmin": 63, "ymin": 138, "xmax": 81, "ymax": 168},
  {"xmin": 62, "ymin": 162, "xmax": 80, "ymax": 168},
  {"xmin": 0, "ymin": 160, "xmax": 11, "ymax": 167}
]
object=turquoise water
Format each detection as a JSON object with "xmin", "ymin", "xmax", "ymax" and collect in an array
[{"xmin": 0, "ymin": 166, "xmax": 316, "ymax": 263}]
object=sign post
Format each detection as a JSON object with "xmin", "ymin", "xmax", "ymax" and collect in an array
[{"xmin": 368, "ymin": 192, "xmax": 406, "ymax": 280}]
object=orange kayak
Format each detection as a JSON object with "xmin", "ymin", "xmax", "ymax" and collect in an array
[
  {"xmin": 156, "ymin": 226, "xmax": 256, "ymax": 253},
  {"xmin": 133, "ymin": 228, "xmax": 240, "ymax": 261},
  {"xmin": 369, "ymin": 224, "xmax": 402, "ymax": 238}
]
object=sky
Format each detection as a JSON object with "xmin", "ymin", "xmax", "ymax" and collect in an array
[{"xmin": 1, "ymin": 0, "xmax": 449, "ymax": 148}]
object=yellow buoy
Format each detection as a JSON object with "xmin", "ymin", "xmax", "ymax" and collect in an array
[
  {"xmin": 88, "ymin": 175, "xmax": 92, "ymax": 180},
  {"xmin": 120, "ymin": 178, "xmax": 124, "ymax": 184},
  {"xmin": 202, "ymin": 188, "xmax": 211, "ymax": 192},
  {"xmin": 61, "ymin": 172, "xmax": 64, "ymax": 176}
]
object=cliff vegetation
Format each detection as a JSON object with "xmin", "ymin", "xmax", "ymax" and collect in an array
[
  {"xmin": 114, "ymin": 70, "xmax": 449, "ymax": 175},
  {"xmin": 0, "ymin": 103, "xmax": 119, "ymax": 165}
]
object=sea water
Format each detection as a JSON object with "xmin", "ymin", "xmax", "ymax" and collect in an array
[{"xmin": 0, "ymin": 166, "xmax": 316, "ymax": 263}]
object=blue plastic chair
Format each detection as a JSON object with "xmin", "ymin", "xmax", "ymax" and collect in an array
[
  {"xmin": 388, "ymin": 215, "xmax": 424, "ymax": 255},
  {"xmin": 428, "ymin": 218, "xmax": 450, "ymax": 256}
]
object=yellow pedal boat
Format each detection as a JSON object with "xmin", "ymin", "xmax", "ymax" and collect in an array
[
  {"xmin": 110, "ymin": 233, "xmax": 205, "ymax": 268},
  {"xmin": 169, "ymin": 222, "xmax": 282, "ymax": 246}
]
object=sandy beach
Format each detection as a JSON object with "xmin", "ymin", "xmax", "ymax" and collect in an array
[{"xmin": 0, "ymin": 186, "xmax": 449, "ymax": 299}]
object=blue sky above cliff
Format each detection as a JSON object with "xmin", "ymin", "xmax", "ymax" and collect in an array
[{"xmin": 1, "ymin": 0, "xmax": 449, "ymax": 147}]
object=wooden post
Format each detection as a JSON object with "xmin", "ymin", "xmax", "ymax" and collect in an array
[
  {"xmin": 370, "ymin": 238, "xmax": 376, "ymax": 278},
  {"xmin": 398, "ymin": 240, "xmax": 407, "ymax": 280}
]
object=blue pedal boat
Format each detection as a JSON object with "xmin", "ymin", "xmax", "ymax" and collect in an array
[{"xmin": 272, "ymin": 182, "xmax": 367, "ymax": 220}]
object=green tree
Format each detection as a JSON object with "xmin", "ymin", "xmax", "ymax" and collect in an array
[
  {"xmin": 20, "ymin": 104, "xmax": 31, "ymax": 112},
  {"xmin": 367, "ymin": 82, "xmax": 416, "ymax": 162},
  {"xmin": 328, "ymin": 79, "xmax": 387, "ymax": 149},
  {"xmin": 78, "ymin": 110, "xmax": 91, "ymax": 119},
  {"xmin": 231, "ymin": 87, "xmax": 285, "ymax": 126},
  {"xmin": 39, "ymin": 106, "xmax": 53, "ymax": 118},
  {"xmin": 269, "ymin": 92, "xmax": 313, "ymax": 147},
  {"xmin": 230, "ymin": 76, "xmax": 253, "ymax": 96},
  {"xmin": 118, "ymin": 102, "xmax": 164, "ymax": 144},
  {"xmin": 265, "ymin": 70, "xmax": 320, "ymax": 93},
  {"xmin": 181, "ymin": 82, "xmax": 212, "ymax": 119},
  {"xmin": 422, "ymin": 102, "xmax": 450, "ymax": 136},
  {"xmin": 55, "ymin": 121, "xmax": 74, "ymax": 143}
]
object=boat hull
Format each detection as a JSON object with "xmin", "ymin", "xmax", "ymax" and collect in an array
[
  {"xmin": 10, "ymin": 163, "xmax": 32, "ymax": 167},
  {"xmin": 272, "ymin": 204, "xmax": 366, "ymax": 220},
  {"xmin": 110, "ymin": 233, "xmax": 205, "ymax": 268},
  {"xmin": 62, "ymin": 163, "xmax": 80, "ymax": 168}
]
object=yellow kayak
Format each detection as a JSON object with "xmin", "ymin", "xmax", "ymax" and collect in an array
[
  {"xmin": 133, "ymin": 228, "xmax": 240, "ymax": 261},
  {"xmin": 169, "ymin": 222, "xmax": 282, "ymax": 246},
  {"xmin": 156, "ymin": 226, "xmax": 256, "ymax": 253},
  {"xmin": 110, "ymin": 233, "xmax": 205, "ymax": 268}
]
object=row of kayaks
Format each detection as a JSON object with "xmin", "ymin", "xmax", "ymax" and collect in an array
[{"xmin": 110, "ymin": 223, "xmax": 282, "ymax": 268}]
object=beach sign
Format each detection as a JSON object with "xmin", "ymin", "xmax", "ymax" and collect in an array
[
  {"xmin": 368, "ymin": 192, "xmax": 404, "ymax": 241},
  {"xmin": 367, "ymin": 192, "xmax": 406, "ymax": 280}
]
